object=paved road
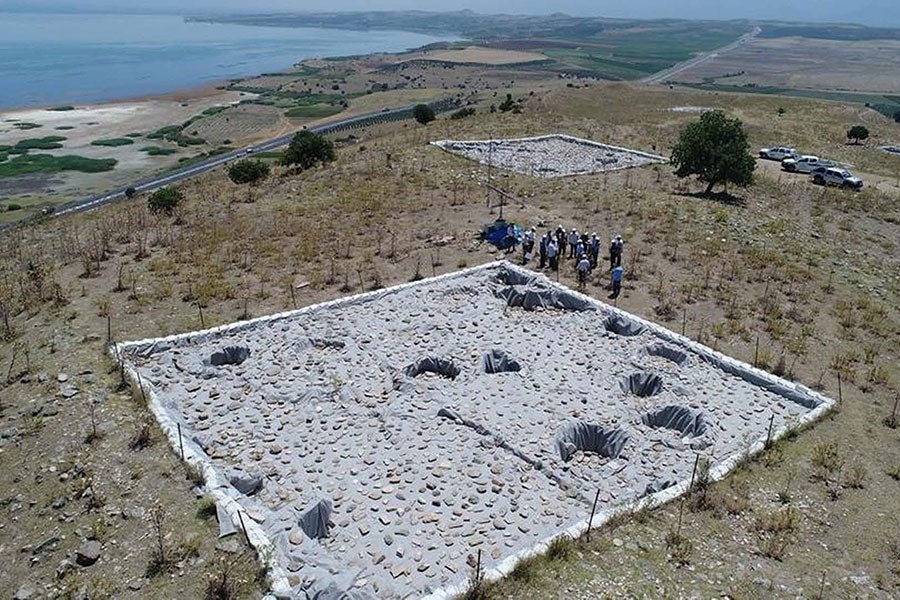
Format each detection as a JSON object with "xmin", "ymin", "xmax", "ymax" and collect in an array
[
  {"xmin": 13, "ymin": 102, "xmax": 442, "ymax": 229},
  {"xmin": 642, "ymin": 26, "xmax": 762, "ymax": 84}
]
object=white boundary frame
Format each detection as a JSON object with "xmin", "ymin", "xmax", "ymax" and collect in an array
[
  {"xmin": 430, "ymin": 134, "xmax": 668, "ymax": 178},
  {"xmin": 112, "ymin": 261, "xmax": 835, "ymax": 600}
]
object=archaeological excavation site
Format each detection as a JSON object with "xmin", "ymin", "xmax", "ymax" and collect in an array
[
  {"xmin": 431, "ymin": 134, "xmax": 666, "ymax": 178},
  {"xmin": 115, "ymin": 263, "xmax": 834, "ymax": 599}
]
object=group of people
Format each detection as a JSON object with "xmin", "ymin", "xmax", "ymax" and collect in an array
[{"xmin": 518, "ymin": 225, "xmax": 626, "ymax": 298}]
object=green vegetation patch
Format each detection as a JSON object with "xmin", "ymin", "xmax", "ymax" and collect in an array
[
  {"xmin": 46, "ymin": 105, "xmax": 75, "ymax": 111},
  {"xmin": 0, "ymin": 154, "xmax": 117, "ymax": 178},
  {"xmin": 91, "ymin": 138, "xmax": 136, "ymax": 147},
  {"xmin": 55, "ymin": 125, "xmax": 75, "ymax": 130},
  {"xmin": 13, "ymin": 122, "xmax": 42, "ymax": 130},
  {"xmin": 141, "ymin": 146, "xmax": 178, "ymax": 156},
  {"xmin": 201, "ymin": 106, "xmax": 228, "ymax": 117},
  {"xmin": 14, "ymin": 136, "xmax": 67, "ymax": 151},
  {"xmin": 126, "ymin": 132, "xmax": 143, "ymax": 138},
  {"xmin": 146, "ymin": 124, "xmax": 205, "ymax": 147},
  {"xmin": 284, "ymin": 104, "xmax": 344, "ymax": 119}
]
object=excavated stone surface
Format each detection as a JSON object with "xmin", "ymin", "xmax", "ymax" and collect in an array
[
  {"xmin": 431, "ymin": 134, "xmax": 665, "ymax": 178},
  {"xmin": 119, "ymin": 263, "xmax": 827, "ymax": 599}
]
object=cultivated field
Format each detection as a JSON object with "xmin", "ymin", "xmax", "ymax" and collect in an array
[
  {"xmin": 672, "ymin": 36, "xmax": 900, "ymax": 94},
  {"xmin": 0, "ymin": 82, "xmax": 899, "ymax": 599}
]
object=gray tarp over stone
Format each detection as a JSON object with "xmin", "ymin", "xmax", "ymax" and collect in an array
[
  {"xmin": 298, "ymin": 498, "xmax": 333, "ymax": 540},
  {"xmin": 642, "ymin": 405, "xmax": 708, "ymax": 437},
  {"xmin": 643, "ymin": 343, "xmax": 690, "ymax": 366},
  {"xmin": 481, "ymin": 349, "xmax": 522, "ymax": 374},
  {"xmin": 495, "ymin": 284, "xmax": 595, "ymax": 312},
  {"xmin": 229, "ymin": 472, "xmax": 263, "ymax": 496},
  {"xmin": 216, "ymin": 502, "xmax": 237, "ymax": 538},
  {"xmin": 621, "ymin": 372, "xmax": 664, "ymax": 397},
  {"xmin": 304, "ymin": 579, "xmax": 375, "ymax": 600},
  {"xmin": 555, "ymin": 422, "xmax": 630, "ymax": 462},
  {"xmin": 603, "ymin": 314, "xmax": 646, "ymax": 336},
  {"xmin": 210, "ymin": 346, "xmax": 250, "ymax": 366},
  {"xmin": 403, "ymin": 356, "xmax": 461, "ymax": 380}
]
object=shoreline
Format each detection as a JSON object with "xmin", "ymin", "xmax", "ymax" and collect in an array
[{"xmin": 0, "ymin": 82, "xmax": 237, "ymax": 119}]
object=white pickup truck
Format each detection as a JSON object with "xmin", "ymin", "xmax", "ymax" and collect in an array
[
  {"xmin": 759, "ymin": 146, "xmax": 798, "ymax": 161},
  {"xmin": 781, "ymin": 155, "xmax": 834, "ymax": 173},
  {"xmin": 811, "ymin": 167, "xmax": 863, "ymax": 190}
]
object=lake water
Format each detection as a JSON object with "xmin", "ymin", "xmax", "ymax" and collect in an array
[{"xmin": 0, "ymin": 13, "xmax": 454, "ymax": 109}]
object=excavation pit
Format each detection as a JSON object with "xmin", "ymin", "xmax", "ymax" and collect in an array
[
  {"xmin": 210, "ymin": 345, "xmax": 250, "ymax": 366},
  {"xmin": 555, "ymin": 422, "xmax": 630, "ymax": 462},
  {"xmin": 432, "ymin": 134, "xmax": 666, "ymax": 178},
  {"xmin": 644, "ymin": 343, "xmax": 689, "ymax": 366},
  {"xmin": 622, "ymin": 372, "xmax": 664, "ymax": 397},
  {"xmin": 403, "ymin": 356, "xmax": 461, "ymax": 380},
  {"xmin": 604, "ymin": 314, "xmax": 646, "ymax": 336},
  {"xmin": 642, "ymin": 405, "xmax": 708, "ymax": 438},
  {"xmin": 116, "ymin": 262, "xmax": 834, "ymax": 599},
  {"xmin": 482, "ymin": 350, "xmax": 522, "ymax": 374}
]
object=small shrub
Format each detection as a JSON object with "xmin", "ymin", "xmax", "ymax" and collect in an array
[
  {"xmin": 180, "ymin": 534, "xmax": 202, "ymax": 558},
  {"xmin": 757, "ymin": 506, "xmax": 800, "ymax": 534},
  {"xmin": 757, "ymin": 531, "xmax": 792, "ymax": 560},
  {"xmin": 546, "ymin": 534, "xmax": 574, "ymax": 560},
  {"xmin": 128, "ymin": 419, "xmax": 153, "ymax": 451},
  {"xmin": 842, "ymin": 464, "xmax": 867, "ymax": 489},
  {"xmin": 450, "ymin": 107, "xmax": 476, "ymax": 120},
  {"xmin": 887, "ymin": 464, "xmax": 900, "ymax": 481},
  {"xmin": 147, "ymin": 187, "xmax": 183, "ymax": 215},
  {"xmin": 185, "ymin": 462, "xmax": 206, "ymax": 487},
  {"xmin": 810, "ymin": 442, "xmax": 843, "ymax": 481},
  {"xmin": 196, "ymin": 496, "xmax": 217, "ymax": 519},
  {"xmin": 665, "ymin": 530, "xmax": 693, "ymax": 566}
]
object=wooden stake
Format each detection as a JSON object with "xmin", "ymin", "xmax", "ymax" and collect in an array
[
  {"xmin": 177, "ymin": 423, "xmax": 184, "ymax": 461},
  {"xmin": 475, "ymin": 548, "xmax": 482, "ymax": 586},
  {"xmin": 681, "ymin": 308, "xmax": 687, "ymax": 337},
  {"xmin": 676, "ymin": 497, "xmax": 685, "ymax": 537},
  {"xmin": 765, "ymin": 413, "xmax": 775, "ymax": 449},
  {"xmin": 754, "ymin": 336, "xmax": 760, "ymax": 368},
  {"xmin": 237, "ymin": 510, "xmax": 251, "ymax": 546},
  {"xmin": 586, "ymin": 489, "xmax": 600, "ymax": 542},
  {"xmin": 106, "ymin": 315, "xmax": 111, "ymax": 345},
  {"xmin": 837, "ymin": 372, "xmax": 843, "ymax": 406},
  {"xmin": 688, "ymin": 453, "xmax": 700, "ymax": 494},
  {"xmin": 136, "ymin": 371, "xmax": 147, "ymax": 403},
  {"xmin": 889, "ymin": 395, "xmax": 899, "ymax": 427},
  {"xmin": 198, "ymin": 303, "xmax": 205, "ymax": 328},
  {"xmin": 289, "ymin": 284, "xmax": 296, "ymax": 309}
]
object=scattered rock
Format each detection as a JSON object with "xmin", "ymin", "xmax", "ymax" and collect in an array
[
  {"xmin": 14, "ymin": 583, "xmax": 36, "ymax": 600},
  {"xmin": 75, "ymin": 540, "xmax": 102, "ymax": 566}
]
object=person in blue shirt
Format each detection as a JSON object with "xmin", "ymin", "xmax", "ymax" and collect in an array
[{"xmin": 610, "ymin": 264, "xmax": 624, "ymax": 299}]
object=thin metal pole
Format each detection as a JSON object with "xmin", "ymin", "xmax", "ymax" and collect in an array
[
  {"xmin": 177, "ymin": 423, "xmax": 185, "ymax": 461},
  {"xmin": 586, "ymin": 489, "xmax": 600, "ymax": 542}
]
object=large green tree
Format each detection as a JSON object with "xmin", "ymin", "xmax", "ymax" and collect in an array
[
  {"xmin": 846, "ymin": 125, "xmax": 869, "ymax": 144},
  {"xmin": 282, "ymin": 130, "xmax": 336, "ymax": 170},
  {"xmin": 412, "ymin": 104, "xmax": 436, "ymax": 125},
  {"xmin": 228, "ymin": 159, "xmax": 270, "ymax": 185},
  {"xmin": 670, "ymin": 110, "xmax": 755, "ymax": 195},
  {"xmin": 147, "ymin": 187, "xmax": 183, "ymax": 215}
]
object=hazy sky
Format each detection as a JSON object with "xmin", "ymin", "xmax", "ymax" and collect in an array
[{"xmin": 6, "ymin": 0, "xmax": 900, "ymax": 27}]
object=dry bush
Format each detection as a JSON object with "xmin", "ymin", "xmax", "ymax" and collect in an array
[
  {"xmin": 842, "ymin": 464, "xmax": 867, "ymax": 489},
  {"xmin": 810, "ymin": 442, "xmax": 843, "ymax": 482},
  {"xmin": 665, "ymin": 530, "xmax": 693, "ymax": 566}
]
